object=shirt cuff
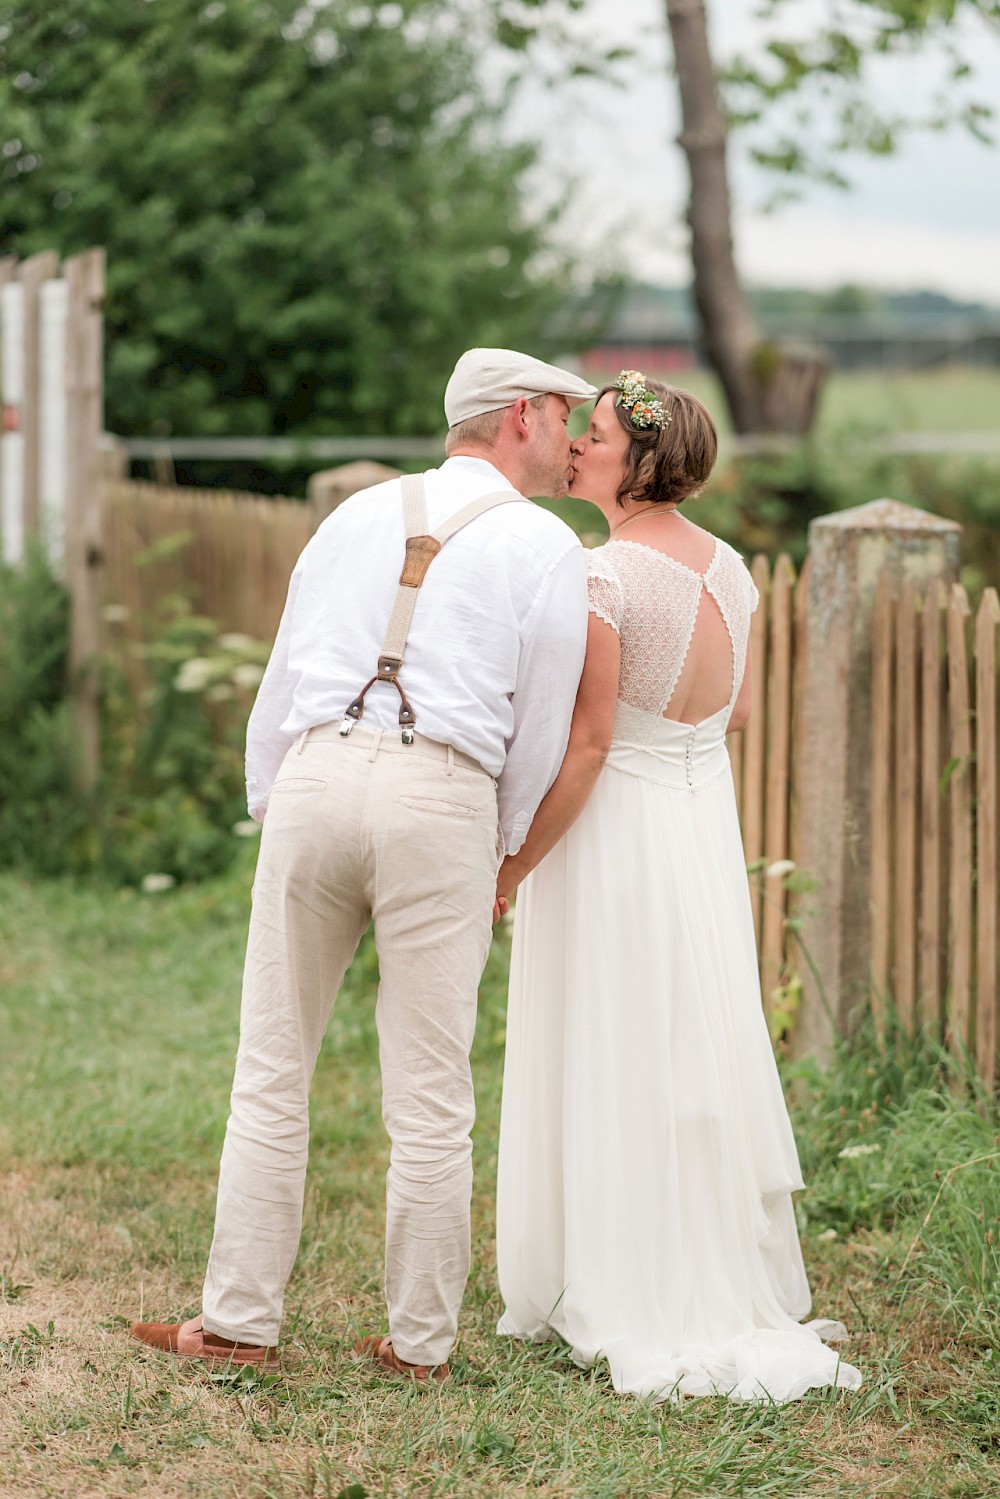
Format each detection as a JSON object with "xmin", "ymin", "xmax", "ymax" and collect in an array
[{"xmin": 504, "ymin": 813, "xmax": 530, "ymax": 856}]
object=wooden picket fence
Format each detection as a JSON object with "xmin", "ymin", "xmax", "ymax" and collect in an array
[
  {"xmin": 871, "ymin": 578, "xmax": 999, "ymax": 1088},
  {"xmin": 94, "ymin": 478, "xmax": 1000, "ymax": 1090},
  {"xmin": 727, "ymin": 553, "xmax": 804, "ymax": 1014},
  {"xmin": 101, "ymin": 478, "xmax": 311, "ymax": 645}
]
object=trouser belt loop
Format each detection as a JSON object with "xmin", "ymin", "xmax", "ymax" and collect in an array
[
  {"xmin": 368, "ymin": 727, "xmax": 383, "ymax": 762},
  {"xmin": 446, "ymin": 745, "xmax": 454, "ymax": 777},
  {"xmin": 295, "ymin": 730, "xmax": 309, "ymax": 754}
]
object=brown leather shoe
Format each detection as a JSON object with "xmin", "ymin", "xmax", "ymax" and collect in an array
[
  {"xmin": 354, "ymin": 1333, "xmax": 450, "ymax": 1384},
  {"xmin": 130, "ymin": 1315, "xmax": 277, "ymax": 1367}
]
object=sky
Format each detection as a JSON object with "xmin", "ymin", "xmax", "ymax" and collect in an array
[{"xmin": 502, "ymin": 0, "xmax": 1000, "ymax": 305}]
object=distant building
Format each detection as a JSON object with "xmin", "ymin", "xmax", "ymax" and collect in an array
[{"xmin": 579, "ymin": 284, "xmax": 1000, "ymax": 375}]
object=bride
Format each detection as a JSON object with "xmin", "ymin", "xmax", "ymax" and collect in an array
[{"xmin": 494, "ymin": 371, "xmax": 862, "ymax": 1403}]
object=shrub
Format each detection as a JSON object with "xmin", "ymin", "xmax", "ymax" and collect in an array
[
  {"xmin": 698, "ymin": 437, "xmax": 1000, "ymax": 592},
  {"xmin": 0, "ymin": 546, "xmax": 94, "ymax": 875},
  {"xmin": 0, "ymin": 548, "xmax": 265, "ymax": 885}
]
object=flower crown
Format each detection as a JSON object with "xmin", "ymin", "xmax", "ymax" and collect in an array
[{"xmin": 613, "ymin": 369, "xmax": 672, "ymax": 431}]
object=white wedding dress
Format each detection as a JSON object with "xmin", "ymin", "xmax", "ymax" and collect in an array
[{"xmin": 495, "ymin": 536, "xmax": 862, "ymax": 1403}]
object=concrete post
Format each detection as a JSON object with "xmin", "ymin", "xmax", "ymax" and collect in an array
[
  {"xmin": 308, "ymin": 460, "xmax": 400, "ymax": 532},
  {"xmin": 792, "ymin": 499, "xmax": 962, "ymax": 1060}
]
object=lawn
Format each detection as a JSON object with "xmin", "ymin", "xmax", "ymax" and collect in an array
[
  {"xmin": 620, "ymin": 365, "xmax": 1000, "ymax": 441},
  {"xmin": 0, "ymin": 849, "xmax": 997, "ymax": 1499}
]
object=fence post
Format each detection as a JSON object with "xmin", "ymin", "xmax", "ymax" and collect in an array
[
  {"xmin": 64, "ymin": 248, "xmax": 106, "ymax": 792},
  {"xmin": 308, "ymin": 460, "xmax": 401, "ymax": 531},
  {"xmin": 19, "ymin": 251, "xmax": 60, "ymax": 544},
  {"xmin": 791, "ymin": 499, "xmax": 962, "ymax": 1061}
]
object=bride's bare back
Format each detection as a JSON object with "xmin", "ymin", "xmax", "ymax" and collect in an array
[{"xmin": 587, "ymin": 513, "xmax": 757, "ymax": 740}]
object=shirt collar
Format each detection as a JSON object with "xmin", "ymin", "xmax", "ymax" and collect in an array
[{"xmin": 439, "ymin": 455, "xmax": 515, "ymax": 490}]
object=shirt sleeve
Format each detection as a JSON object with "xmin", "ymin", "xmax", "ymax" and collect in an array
[
  {"xmin": 244, "ymin": 555, "xmax": 306, "ymax": 821},
  {"xmin": 586, "ymin": 548, "xmax": 625, "ymax": 633},
  {"xmin": 497, "ymin": 545, "xmax": 588, "ymax": 855}
]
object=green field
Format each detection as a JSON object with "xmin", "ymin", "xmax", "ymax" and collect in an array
[
  {"xmin": 578, "ymin": 364, "xmax": 1000, "ymax": 440},
  {"xmin": 1, "ymin": 851, "xmax": 997, "ymax": 1498}
]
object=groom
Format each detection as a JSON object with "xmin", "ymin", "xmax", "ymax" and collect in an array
[{"xmin": 130, "ymin": 348, "xmax": 595, "ymax": 1382}]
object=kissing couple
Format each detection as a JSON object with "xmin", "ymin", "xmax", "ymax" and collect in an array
[{"xmin": 131, "ymin": 348, "xmax": 861, "ymax": 1403}]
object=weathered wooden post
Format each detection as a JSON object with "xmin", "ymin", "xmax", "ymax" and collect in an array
[
  {"xmin": 64, "ymin": 248, "xmax": 106, "ymax": 792},
  {"xmin": 308, "ymin": 460, "xmax": 401, "ymax": 532},
  {"xmin": 792, "ymin": 499, "xmax": 962, "ymax": 1060}
]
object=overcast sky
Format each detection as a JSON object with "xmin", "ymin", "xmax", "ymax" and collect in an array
[{"xmin": 502, "ymin": 0, "xmax": 1000, "ymax": 305}]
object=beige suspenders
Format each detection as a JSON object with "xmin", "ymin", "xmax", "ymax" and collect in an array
[{"xmin": 339, "ymin": 473, "xmax": 526, "ymax": 744}]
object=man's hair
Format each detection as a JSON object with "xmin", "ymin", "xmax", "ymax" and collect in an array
[
  {"xmin": 445, "ymin": 393, "xmax": 548, "ymax": 454},
  {"xmin": 597, "ymin": 380, "xmax": 718, "ymax": 507}
]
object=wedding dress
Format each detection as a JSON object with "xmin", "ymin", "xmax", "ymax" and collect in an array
[{"xmin": 495, "ymin": 536, "xmax": 862, "ymax": 1403}]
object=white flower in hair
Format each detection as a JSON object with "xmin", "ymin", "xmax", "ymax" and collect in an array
[{"xmin": 612, "ymin": 369, "xmax": 672, "ymax": 430}]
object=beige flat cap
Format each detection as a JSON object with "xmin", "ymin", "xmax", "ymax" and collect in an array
[{"xmin": 444, "ymin": 347, "xmax": 597, "ymax": 427}]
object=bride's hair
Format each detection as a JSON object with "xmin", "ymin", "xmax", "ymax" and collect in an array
[{"xmin": 598, "ymin": 379, "xmax": 718, "ymax": 508}]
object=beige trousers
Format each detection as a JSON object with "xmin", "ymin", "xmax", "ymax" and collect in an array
[{"xmin": 202, "ymin": 722, "xmax": 501, "ymax": 1364}]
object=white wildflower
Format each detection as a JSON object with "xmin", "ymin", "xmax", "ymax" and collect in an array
[
  {"xmin": 766, "ymin": 859, "xmax": 797, "ymax": 879},
  {"xmin": 232, "ymin": 819, "xmax": 261, "ymax": 838},
  {"xmin": 141, "ymin": 873, "xmax": 176, "ymax": 893},
  {"xmin": 838, "ymin": 1143, "xmax": 881, "ymax": 1159},
  {"xmin": 817, "ymin": 1228, "xmax": 838, "ymax": 1241},
  {"xmin": 174, "ymin": 657, "xmax": 215, "ymax": 692},
  {"xmin": 232, "ymin": 663, "xmax": 265, "ymax": 690},
  {"xmin": 218, "ymin": 632, "xmax": 255, "ymax": 652}
]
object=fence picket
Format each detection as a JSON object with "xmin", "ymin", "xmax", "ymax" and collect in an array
[
  {"xmin": 761, "ymin": 554, "xmax": 796, "ymax": 1009},
  {"xmin": 946, "ymin": 585, "xmax": 973, "ymax": 1061},
  {"xmin": 743, "ymin": 555, "xmax": 771, "ymax": 949},
  {"xmin": 975, "ymin": 589, "xmax": 999, "ymax": 1090},
  {"xmin": 919, "ymin": 581, "xmax": 947, "ymax": 1031},
  {"xmin": 870, "ymin": 574, "xmax": 895, "ymax": 1028},
  {"xmin": 893, "ymin": 578, "xmax": 920, "ymax": 1032}
]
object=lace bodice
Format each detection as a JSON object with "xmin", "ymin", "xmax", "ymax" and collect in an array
[{"xmin": 587, "ymin": 538, "xmax": 759, "ymax": 744}]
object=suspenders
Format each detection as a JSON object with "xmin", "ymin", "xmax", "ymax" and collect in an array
[{"xmin": 339, "ymin": 473, "xmax": 526, "ymax": 744}]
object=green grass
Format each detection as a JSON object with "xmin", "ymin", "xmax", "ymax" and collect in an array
[
  {"xmin": 586, "ymin": 365, "xmax": 1000, "ymax": 441},
  {"xmin": 1, "ymin": 851, "xmax": 998, "ymax": 1498}
]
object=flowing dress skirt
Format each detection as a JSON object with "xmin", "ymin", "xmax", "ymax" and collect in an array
[{"xmin": 495, "ymin": 715, "xmax": 862, "ymax": 1402}]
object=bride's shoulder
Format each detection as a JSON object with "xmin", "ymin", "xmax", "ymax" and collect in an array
[
  {"xmin": 584, "ymin": 541, "xmax": 619, "ymax": 576},
  {"xmin": 711, "ymin": 536, "xmax": 760, "ymax": 608}
]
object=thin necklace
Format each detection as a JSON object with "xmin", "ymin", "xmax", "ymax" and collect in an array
[{"xmin": 609, "ymin": 506, "xmax": 679, "ymax": 537}]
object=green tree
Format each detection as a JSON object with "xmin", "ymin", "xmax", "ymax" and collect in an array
[
  {"xmin": 0, "ymin": 0, "xmax": 573, "ymax": 439},
  {"xmin": 664, "ymin": 0, "xmax": 999, "ymax": 435}
]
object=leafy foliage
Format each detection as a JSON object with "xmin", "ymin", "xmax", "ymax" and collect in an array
[
  {"xmin": 698, "ymin": 439, "xmax": 1000, "ymax": 591},
  {"xmin": 0, "ymin": 547, "xmax": 263, "ymax": 884},
  {"xmin": 724, "ymin": 0, "xmax": 1000, "ymax": 198},
  {"xmin": 0, "ymin": 545, "xmax": 92, "ymax": 875},
  {"xmin": 0, "ymin": 0, "xmax": 575, "ymax": 440},
  {"xmin": 97, "ymin": 599, "xmax": 267, "ymax": 886}
]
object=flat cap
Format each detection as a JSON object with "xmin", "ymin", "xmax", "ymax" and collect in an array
[{"xmin": 444, "ymin": 347, "xmax": 597, "ymax": 427}]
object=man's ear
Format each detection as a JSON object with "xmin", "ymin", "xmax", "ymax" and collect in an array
[{"xmin": 511, "ymin": 397, "xmax": 532, "ymax": 439}]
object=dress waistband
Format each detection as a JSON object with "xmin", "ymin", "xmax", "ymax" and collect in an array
[{"xmin": 606, "ymin": 717, "xmax": 732, "ymax": 791}]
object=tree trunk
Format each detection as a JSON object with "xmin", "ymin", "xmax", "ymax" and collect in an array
[{"xmin": 665, "ymin": 0, "xmax": 826, "ymax": 436}]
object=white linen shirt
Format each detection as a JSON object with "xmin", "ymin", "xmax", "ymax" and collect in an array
[{"xmin": 245, "ymin": 457, "xmax": 588, "ymax": 854}]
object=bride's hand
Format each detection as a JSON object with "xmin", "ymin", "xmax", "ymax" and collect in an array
[
  {"xmin": 492, "ymin": 895, "xmax": 510, "ymax": 924},
  {"xmin": 496, "ymin": 854, "xmax": 524, "ymax": 905}
]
